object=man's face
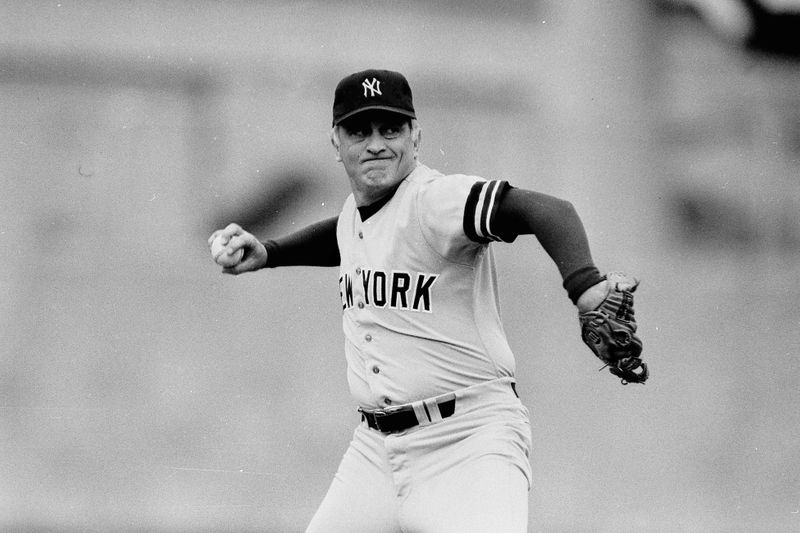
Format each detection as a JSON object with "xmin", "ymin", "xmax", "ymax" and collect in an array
[{"xmin": 335, "ymin": 111, "xmax": 418, "ymax": 206}]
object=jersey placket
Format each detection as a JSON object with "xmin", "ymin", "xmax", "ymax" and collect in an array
[{"xmin": 351, "ymin": 218, "xmax": 392, "ymax": 406}]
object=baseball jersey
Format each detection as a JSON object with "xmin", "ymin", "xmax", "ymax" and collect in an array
[{"xmin": 336, "ymin": 162, "xmax": 517, "ymax": 409}]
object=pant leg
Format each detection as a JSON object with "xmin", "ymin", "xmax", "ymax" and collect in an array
[
  {"xmin": 393, "ymin": 381, "xmax": 533, "ymax": 533},
  {"xmin": 306, "ymin": 425, "xmax": 402, "ymax": 533},
  {"xmin": 401, "ymin": 453, "xmax": 529, "ymax": 533}
]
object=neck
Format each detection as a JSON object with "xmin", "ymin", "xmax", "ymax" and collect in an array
[{"xmin": 355, "ymin": 182, "xmax": 401, "ymax": 208}]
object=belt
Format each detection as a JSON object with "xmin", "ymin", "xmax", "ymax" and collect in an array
[
  {"xmin": 359, "ymin": 382, "xmax": 519, "ymax": 434},
  {"xmin": 359, "ymin": 396, "xmax": 456, "ymax": 434}
]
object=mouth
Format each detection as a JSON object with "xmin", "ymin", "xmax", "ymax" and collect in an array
[{"xmin": 361, "ymin": 159, "xmax": 392, "ymax": 174}]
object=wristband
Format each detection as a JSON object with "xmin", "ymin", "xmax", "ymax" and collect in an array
[{"xmin": 563, "ymin": 265, "xmax": 604, "ymax": 305}]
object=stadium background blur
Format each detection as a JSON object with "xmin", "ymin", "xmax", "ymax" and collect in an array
[{"xmin": 2, "ymin": 1, "xmax": 799, "ymax": 531}]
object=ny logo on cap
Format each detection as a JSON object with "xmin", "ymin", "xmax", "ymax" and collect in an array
[{"xmin": 362, "ymin": 77, "xmax": 382, "ymax": 97}]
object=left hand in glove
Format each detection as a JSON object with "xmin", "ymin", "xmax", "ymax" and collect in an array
[{"xmin": 578, "ymin": 272, "xmax": 648, "ymax": 385}]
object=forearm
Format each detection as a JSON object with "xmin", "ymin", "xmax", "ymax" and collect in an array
[
  {"xmin": 262, "ymin": 216, "xmax": 341, "ymax": 267},
  {"xmin": 495, "ymin": 188, "xmax": 603, "ymax": 303}
]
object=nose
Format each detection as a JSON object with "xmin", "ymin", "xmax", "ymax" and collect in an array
[{"xmin": 365, "ymin": 130, "xmax": 387, "ymax": 154}]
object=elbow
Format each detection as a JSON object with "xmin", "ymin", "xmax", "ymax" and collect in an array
[
  {"xmin": 556, "ymin": 196, "xmax": 576, "ymax": 213},
  {"xmin": 548, "ymin": 196, "xmax": 579, "ymax": 222}
]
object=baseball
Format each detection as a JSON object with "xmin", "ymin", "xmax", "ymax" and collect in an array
[{"xmin": 211, "ymin": 235, "xmax": 244, "ymax": 267}]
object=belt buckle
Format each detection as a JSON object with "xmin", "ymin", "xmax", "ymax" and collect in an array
[
  {"xmin": 359, "ymin": 405, "xmax": 406, "ymax": 433},
  {"xmin": 372, "ymin": 405, "xmax": 404, "ymax": 432},
  {"xmin": 367, "ymin": 405, "xmax": 412, "ymax": 433}
]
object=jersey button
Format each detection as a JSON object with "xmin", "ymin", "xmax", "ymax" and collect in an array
[
  {"xmin": 357, "ymin": 301, "xmax": 365, "ymax": 309},
  {"xmin": 365, "ymin": 334, "xmax": 373, "ymax": 342},
  {"xmin": 358, "ymin": 231, "xmax": 364, "ymax": 239},
  {"xmin": 355, "ymin": 267, "xmax": 362, "ymax": 276},
  {"xmin": 384, "ymin": 398, "xmax": 392, "ymax": 405},
  {"xmin": 372, "ymin": 365, "xmax": 380, "ymax": 374}
]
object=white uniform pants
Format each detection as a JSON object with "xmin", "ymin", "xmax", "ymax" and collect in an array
[{"xmin": 306, "ymin": 377, "xmax": 532, "ymax": 533}]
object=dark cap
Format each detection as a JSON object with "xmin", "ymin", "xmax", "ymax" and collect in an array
[{"xmin": 332, "ymin": 69, "xmax": 416, "ymax": 126}]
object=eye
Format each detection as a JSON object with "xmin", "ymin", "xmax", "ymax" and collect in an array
[
  {"xmin": 341, "ymin": 120, "xmax": 370, "ymax": 139},
  {"xmin": 381, "ymin": 125, "xmax": 402, "ymax": 138},
  {"xmin": 347, "ymin": 127, "xmax": 369, "ymax": 139}
]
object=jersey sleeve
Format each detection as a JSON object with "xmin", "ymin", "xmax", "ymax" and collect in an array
[
  {"xmin": 417, "ymin": 175, "xmax": 513, "ymax": 260},
  {"xmin": 463, "ymin": 179, "xmax": 515, "ymax": 244}
]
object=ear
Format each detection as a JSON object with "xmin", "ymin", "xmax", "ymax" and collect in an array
[
  {"xmin": 411, "ymin": 123, "xmax": 422, "ymax": 158},
  {"xmin": 330, "ymin": 127, "xmax": 342, "ymax": 162}
]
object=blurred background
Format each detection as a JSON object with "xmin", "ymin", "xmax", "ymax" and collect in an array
[{"xmin": 1, "ymin": 1, "xmax": 799, "ymax": 531}]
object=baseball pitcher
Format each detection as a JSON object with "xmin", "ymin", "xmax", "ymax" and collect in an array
[{"xmin": 208, "ymin": 69, "xmax": 647, "ymax": 532}]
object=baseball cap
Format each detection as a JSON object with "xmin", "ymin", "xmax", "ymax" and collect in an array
[{"xmin": 332, "ymin": 69, "xmax": 416, "ymax": 126}]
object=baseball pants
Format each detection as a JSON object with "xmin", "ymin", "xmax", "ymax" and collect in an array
[{"xmin": 305, "ymin": 377, "xmax": 532, "ymax": 533}]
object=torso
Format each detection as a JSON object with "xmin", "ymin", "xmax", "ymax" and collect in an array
[{"xmin": 336, "ymin": 163, "xmax": 517, "ymax": 408}]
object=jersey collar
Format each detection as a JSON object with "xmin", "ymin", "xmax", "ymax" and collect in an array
[
  {"xmin": 357, "ymin": 186, "xmax": 398, "ymax": 221},
  {"xmin": 356, "ymin": 163, "xmax": 424, "ymax": 221}
]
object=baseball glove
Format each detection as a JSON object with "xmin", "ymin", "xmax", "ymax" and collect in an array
[{"xmin": 579, "ymin": 272, "xmax": 647, "ymax": 385}]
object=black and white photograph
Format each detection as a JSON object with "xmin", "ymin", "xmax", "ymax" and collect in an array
[{"xmin": 2, "ymin": 1, "xmax": 799, "ymax": 531}]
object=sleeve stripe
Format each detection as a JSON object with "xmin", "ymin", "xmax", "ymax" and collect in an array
[
  {"xmin": 481, "ymin": 180, "xmax": 503, "ymax": 240},
  {"xmin": 473, "ymin": 184, "xmax": 489, "ymax": 239},
  {"xmin": 464, "ymin": 180, "xmax": 508, "ymax": 243},
  {"xmin": 464, "ymin": 182, "xmax": 483, "ymax": 242}
]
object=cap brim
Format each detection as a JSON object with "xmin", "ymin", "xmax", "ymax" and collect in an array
[{"xmin": 333, "ymin": 105, "xmax": 416, "ymax": 126}]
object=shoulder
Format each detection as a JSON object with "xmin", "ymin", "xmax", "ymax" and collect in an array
[
  {"xmin": 412, "ymin": 166, "xmax": 484, "ymax": 253},
  {"xmin": 419, "ymin": 171, "xmax": 511, "ymax": 245},
  {"xmin": 410, "ymin": 164, "xmax": 483, "ymax": 205}
]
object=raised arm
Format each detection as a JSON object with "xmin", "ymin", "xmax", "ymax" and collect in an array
[
  {"xmin": 493, "ymin": 187, "xmax": 606, "ymax": 310},
  {"xmin": 495, "ymin": 187, "xmax": 647, "ymax": 383},
  {"xmin": 208, "ymin": 216, "xmax": 340, "ymax": 275}
]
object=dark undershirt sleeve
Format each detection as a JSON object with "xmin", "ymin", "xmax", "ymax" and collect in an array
[
  {"xmin": 493, "ymin": 187, "xmax": 604, "ymax": 303},
  {"xmin": 261, "ymin": 216, "xmax": 340, "ymax": 267}
]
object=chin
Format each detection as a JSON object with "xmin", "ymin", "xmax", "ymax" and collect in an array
[{"xmin": 363, "ymin": 170, "xmax": 393, "ymax": 183}]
